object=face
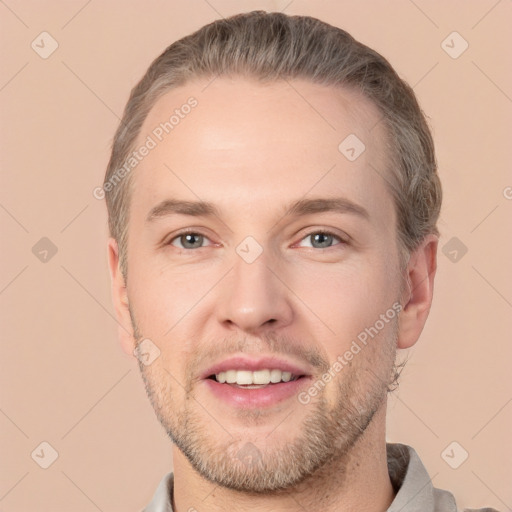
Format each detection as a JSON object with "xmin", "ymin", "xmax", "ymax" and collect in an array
[{"xmin": 118, "ymin": 78, "xmax": 406, "ymax": 492}]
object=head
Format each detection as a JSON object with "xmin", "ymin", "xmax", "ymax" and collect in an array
[{"xmin": 106, "ymin": 11, "xmax": 441, "ymax": 493}]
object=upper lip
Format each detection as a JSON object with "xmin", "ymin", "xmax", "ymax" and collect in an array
[{"xmin": 200, "ymin": 355, "xmax": 312, "ymax": 380}]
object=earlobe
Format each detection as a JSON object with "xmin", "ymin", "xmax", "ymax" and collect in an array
[
  {"xmin": 397, "ymin": 235, "xmax": 438, "ymax": 349},
  {"xmin": 107, "ymin": 238, "xmax": 135, "ymax": 357}
]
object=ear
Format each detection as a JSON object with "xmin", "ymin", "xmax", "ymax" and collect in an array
[
  {"xmin": 107, "ymin": 238, "xmax": 135, "ymax": 357},
  {"xmin": 397, "ymin": 234, "xmax": 439, "ymax": 349}
]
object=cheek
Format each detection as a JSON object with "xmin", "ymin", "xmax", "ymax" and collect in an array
[
  {"xmin": 128, "ymin": 259, "xmax": 212, "ymax": 329},
  {"xmin": 293, "ymin": 256, "xmax": 396, "ymax": 322},
  {"xmin": 288, "ymin": 257, "xmax": 400, "ymax": 367},
  {"xmin": 127, "ymin": 262, "xmax": 215, "ymax": 379}
]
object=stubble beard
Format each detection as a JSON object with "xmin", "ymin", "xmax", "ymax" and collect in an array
[{"xmin": 132, "ymin": 312, "xmax": 398, "ymax": 494}]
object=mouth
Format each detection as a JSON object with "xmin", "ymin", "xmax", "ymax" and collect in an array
[
  {"xmin": 203, "ymin": 366, "xmax": 312, "ymax": 408},
  {"xmin": 206, "ymin": 368, "xmax": 306, "ymax": 388},
  {"xmin": 200, "ymin": 355, "xmax": 313, "ymax": 408}
]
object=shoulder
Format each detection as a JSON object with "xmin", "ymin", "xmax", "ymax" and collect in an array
[
  {"xmin": 386, "ymin": 443, "xmax": 502, "ymax": 512},
  {"xmin": 141, "ymin": 472, "xmax": 174, "ymax": 512}
]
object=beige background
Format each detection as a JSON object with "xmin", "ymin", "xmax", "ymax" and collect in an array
[{"xmin": 1, "ymin": 1, "xmax": 511, "ymax": 511}]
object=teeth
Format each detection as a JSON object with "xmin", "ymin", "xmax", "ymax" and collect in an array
[
  {"xmin": 270, "ymin": 369, "xmax": 283, "ymax": 383},
  {"xmin": 215, "ymin": 369, "xmax": 297, "ymax": 385}
]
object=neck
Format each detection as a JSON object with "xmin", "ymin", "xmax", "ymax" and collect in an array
[{"xmin": 172, "ymin": 404, "xmax": 394, "ymax": 512}]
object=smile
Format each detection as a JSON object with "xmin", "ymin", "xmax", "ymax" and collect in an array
[{"xmin": 210, "ymin": 369, "xmax": 302, "ymax": 386}]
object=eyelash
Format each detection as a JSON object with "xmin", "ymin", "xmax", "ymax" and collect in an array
[{"xmin": 165, "ymin": 228, "xmax": 347, "ymax": 251}]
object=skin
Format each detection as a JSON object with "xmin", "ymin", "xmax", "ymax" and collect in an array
[{"xmin": 108, "ymin": 77, "xmax": 438, "ymax": 512}]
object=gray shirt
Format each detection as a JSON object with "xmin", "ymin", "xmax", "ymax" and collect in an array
[{"xmin": 142, "ymin": 443, "xmax": 499, "ymax": 512}]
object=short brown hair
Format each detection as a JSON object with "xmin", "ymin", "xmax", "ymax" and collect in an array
[{"xmin": 104, "ymin": 10, "xmax": 441, "ymax": 279}]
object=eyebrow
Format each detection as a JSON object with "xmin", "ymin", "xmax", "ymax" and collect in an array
[{"xmin": 145, "ymin": 197, "xmax": 370, "ymax": 223}]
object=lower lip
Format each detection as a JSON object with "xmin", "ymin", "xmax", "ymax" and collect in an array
[{"xmin": 203, "ymin": 377, "xmax": 311, "ymax": 408}]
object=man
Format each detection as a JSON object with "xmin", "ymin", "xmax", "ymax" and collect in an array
[{"xmin": 103, "ymin": 11, "xmax": 497, "ymax": 512}]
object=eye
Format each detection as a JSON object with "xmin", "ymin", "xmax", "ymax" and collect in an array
[
  {"xmin": 168, "ymin": 231, "xmax": 212, "ymax": 250},
  {"xmin": 165, "ymin": 229, "xmax": 345, "ymax": 251},
  {"xmin": 297, "ymin": 230, "xmax": 345, "ymax": 249}
]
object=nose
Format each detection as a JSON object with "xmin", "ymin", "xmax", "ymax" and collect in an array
[{"xmin": 216, "ymin": 248, "xmax": 294, "ymax": 334}]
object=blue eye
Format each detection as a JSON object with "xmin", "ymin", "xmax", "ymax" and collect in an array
[
  {"xmin": 169, "ymin": 232, "xmax": 210, "ymax": 249},
  {"xmin": 166, "ymin": 229, "xmax": 345, "ymax": 251},
  {"xmin": 298, "ymin": 231, "xmax": 344, "ymax": 249}
]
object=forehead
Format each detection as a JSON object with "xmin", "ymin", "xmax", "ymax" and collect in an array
[{"xmin": 130, "ymin": 77, "xmax": 394, "ymax": 231}]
